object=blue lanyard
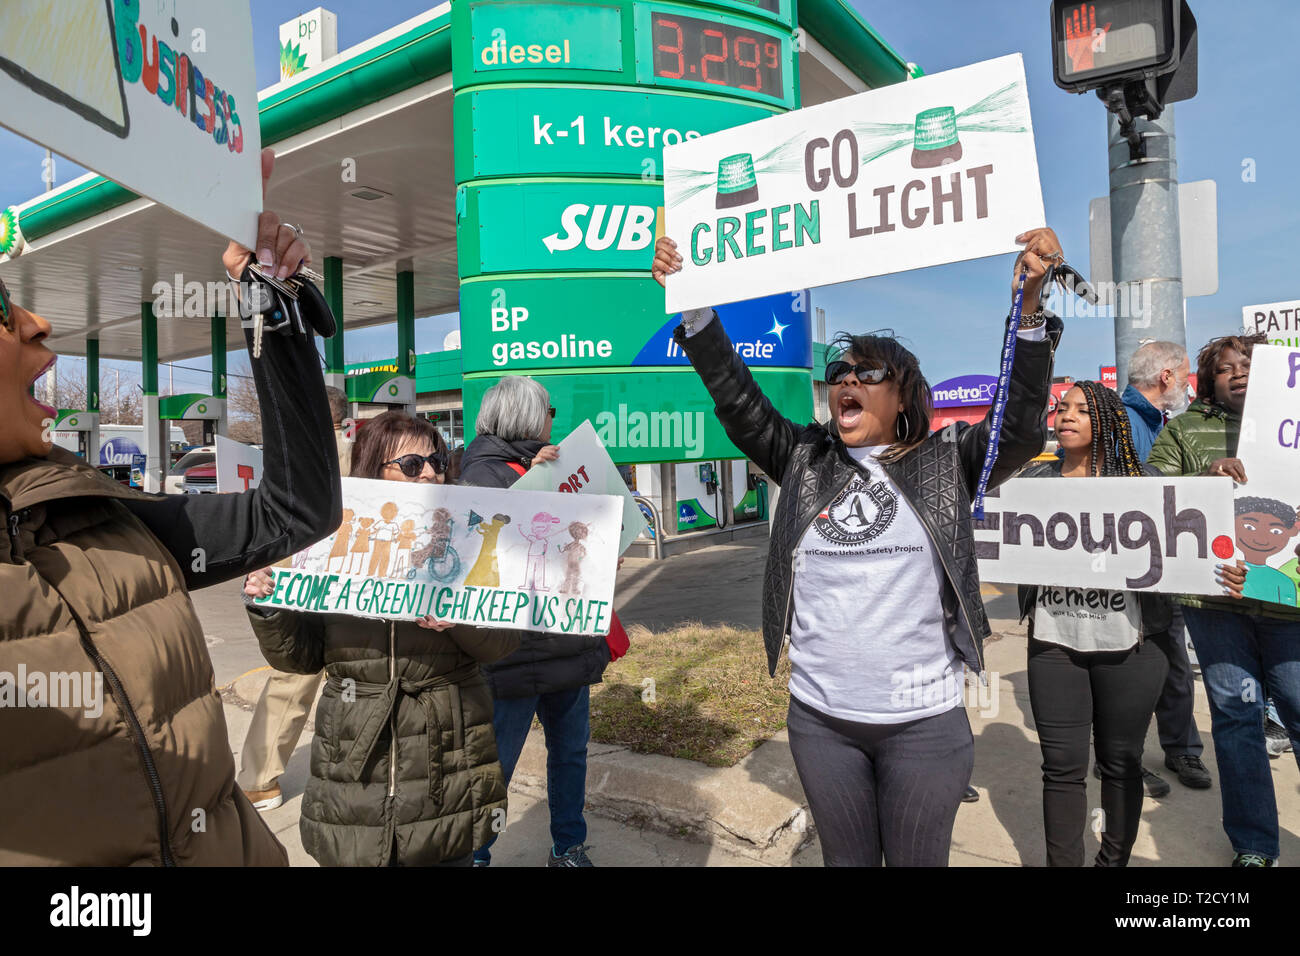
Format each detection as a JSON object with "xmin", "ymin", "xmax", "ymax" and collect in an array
[{"xmin": 972, "ymin": 269, "xmax": 1029, "ymax": 520}]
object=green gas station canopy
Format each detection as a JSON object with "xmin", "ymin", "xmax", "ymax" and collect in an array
[{"xmin": 0, "ymin": 0, "xmax": 915, "ymax": 365}]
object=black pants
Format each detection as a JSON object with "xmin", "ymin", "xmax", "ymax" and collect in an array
[
  {"xmin": 1154, "ymin": 606, "xmax": 1204, "ymax": 758},
  {"xmin": 786, "ymin": 696, "xmax": 974, "ymax": 866},
  {"xmin": 1028, "ymin": 633, "xmax": 1170, "ymax": 866}
]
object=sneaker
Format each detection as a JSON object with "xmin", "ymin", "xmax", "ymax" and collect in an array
[
  {"xmin": 961, "ymin": 785, "xmax": 980, "ymax": 803},
  {"xmin": 1164, "ymin": 754, "xmax": 1213, "ymax": 789},
  {"xmin": 1142, "ymin": 768, "xmax": 1171, "ymax": 798},
  {"xmin": 1265, "ymin": 721, "xmax": 1292, "ymax": 758},
  {"xmin": 242, "ymin": 783, "xmax": 282, "ymax": 812},
  {"xmin": 1231, "ymin": 852, "xmax": 1276, "ymax": 867},
  {"xmin": 547, "ymin": 843, "xmax": 594, "ymax": 867}
]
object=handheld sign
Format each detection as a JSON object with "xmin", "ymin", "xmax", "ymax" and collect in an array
[
  {"xmin": 974, "ymin": 476, "xmax": 1235, "ymax": 594},
  {"xmin": 509, "ymin": 420, "xmax": 648, "ymax": 555},
  {"xmin": 0, "ymin": 1, "xmax": 262, "ymax": 248},
  {"xmin": 261, "ymin": 477, "xmax": 624, "ymax": 636},
  {"xmin": 662, "ymin": 54, "xmax": 1045, "ymax": 312},
  {"xmin": 215, "ymin": 434, "xmax": 263, "ymax": 493},
  {"xmin": 1235, "ymin": 346, "xmax": 1300, "ymax": 607}
]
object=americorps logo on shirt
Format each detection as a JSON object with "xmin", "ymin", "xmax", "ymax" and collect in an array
[{"xmin": 813, "ymin": 476, "xmax": 897, "ymax": 546}]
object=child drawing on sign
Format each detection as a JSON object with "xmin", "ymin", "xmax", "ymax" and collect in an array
[
  {"xmin": 348, "ymin": 517, "xmax": 374, "ymax": 574},
  {"xmin": 558, "ymin": 521, "xmax": 590, "ymax": 595},
  {"xmin": 519, "ymin": 511, "xmax": 561, "ymax": 590},
  {"xmin": 464, "ymin": 512, "xmax": 512, "ymax": 588},
  {"xmin": 368, "ymin": 501, "xmax": 401, "ymax": 578},
  {"xmin": 327, "ymin": 508, "xmax": 355, "ymax": 573},
  {"xmin": 391, "ymin": 519, "xmax": 417, "ymax": 578},
  {"xmin": 409, "ymin": 507, "xmax": 461, "ymax": 582},
  {"xmin": 1235, "ymin": 497, "xmax": 1300, "ymax": 606}
]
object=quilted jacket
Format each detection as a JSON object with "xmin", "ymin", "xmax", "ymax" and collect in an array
[
  {"xmin": 675, "ymin": 312, "xmax": 1062, "ymax": 676},
  {"xmin": 246, "ymin": 607, "xmax": 517, "ymax": 866},
  {"xmin": 0, "ymin": 322, "xmax": 341, "ymax": 865}
]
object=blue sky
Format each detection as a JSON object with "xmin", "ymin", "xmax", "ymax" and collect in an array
[{"xmin": 3, "ymin": 0, "xmax": 1297, "ymax": 394}]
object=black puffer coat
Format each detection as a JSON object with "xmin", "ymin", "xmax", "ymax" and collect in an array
[
  {"xmin": 676, "ymin": 311, "xmax": 1062, "ymax": 676},
  {"xmin": 458, "ymin": 434, "xmax": 611, "ymax": 699},
  {"xmin": 247, "ymin": 608, "xmax": 517, "ymax": 866}
]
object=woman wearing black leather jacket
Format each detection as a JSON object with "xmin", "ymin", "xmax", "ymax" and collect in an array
[
  {"xmin": 652, "ymin": 228, "xmax": 1063, "ymax": 867},
  {"xmin": 1017, "ymin": 381, "xmax": 1172, "ymax": 867}
]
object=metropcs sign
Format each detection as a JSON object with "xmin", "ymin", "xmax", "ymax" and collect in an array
[{"xmin": 931, "ymin": 374, "xmax": 998, "ymax": 408}]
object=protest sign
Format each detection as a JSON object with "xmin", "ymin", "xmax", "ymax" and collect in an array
[
  {"xmin": 215, "ymin": 434, "xmax": 262, "ymax": 493},
  {"xmin": 509, "ymin": 420, "xmax": 647, "ymax": 555},
  {"xmin": 973, "ymin": 476, "xmax": 1234, "ymax": 594},
  {"xmin": 1242, "ymin": 299, "xmax": 1300, "ymax": 348},
  {"xmin": 662, "ymin": 54, "xmax": 1044, "ymax": 312},
  {"xmin": 1235, "ymin": 345, "xmax": 1300, "ymax": 607},
  {"xmin": 255, "ymin": 477, "xmax": 623, "ymax": 636},
  {"xmin": 0, "ymin": 1, "xmax": 262, "ymax": 248}
]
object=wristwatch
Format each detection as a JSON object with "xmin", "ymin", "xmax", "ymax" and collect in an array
[{"xmin": 1018, "ymin": 309, "xmax": 1047, "ymax": 329}]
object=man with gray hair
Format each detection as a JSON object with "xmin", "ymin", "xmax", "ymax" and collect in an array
[{"xmin": 1115, "ymin": 341, "xmax": 1211, "ymax": 794}]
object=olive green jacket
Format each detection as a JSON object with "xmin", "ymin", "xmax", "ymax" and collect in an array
[{"xmin": 1148, "ymin": 400, "xmax": 1299, "ymax": 621}]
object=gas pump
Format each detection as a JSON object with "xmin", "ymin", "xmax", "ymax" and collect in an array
[
  {"xmin": 158, "ymin": 394, "xmax": 226, "ymax": 450},
  {"xmin": 51, "ymin": 409, "xmax": 100, "ymax": 461}
]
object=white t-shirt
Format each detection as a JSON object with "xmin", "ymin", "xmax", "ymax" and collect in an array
[
  {"xmin": 1031, "ymin": 586, "xmax": 1143, "ymax": 652},
  {"xmin": 787, "ymin": 445, "xmax": 963, "ymax": 724}
]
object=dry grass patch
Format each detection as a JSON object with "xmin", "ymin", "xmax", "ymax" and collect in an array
[{"xmin": 589, "ymin": 621, "xmax": 791, "ymax": 768}]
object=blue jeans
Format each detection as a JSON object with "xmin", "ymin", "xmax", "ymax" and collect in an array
[
  {"xmin": 473, "ymin": 686, "xmax": 590, "ymax": 864},
  {"xmin": 1183, "ymin": 606, "xmax": 1300, "ymax": 859}
]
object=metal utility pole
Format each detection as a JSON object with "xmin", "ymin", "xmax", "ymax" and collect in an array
[{"xmin": 1109, "ymin": 106, "xmax": 1185, "ymax": 387}]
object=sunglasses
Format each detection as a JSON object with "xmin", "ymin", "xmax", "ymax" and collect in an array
[
  {"xmin": 825, "ymin": 360, "xmax": 893, "ymax": 386},
  {"xmin": 548, "ymin": 405, "xmax": 557, "ymax": 419},
  {"xmin": 384, "ymin": 452, "xmax": 448, "ymax": 477},
  {"xmin": 0, "ymin": 278, "xmax": 12, "ymax": 332}
]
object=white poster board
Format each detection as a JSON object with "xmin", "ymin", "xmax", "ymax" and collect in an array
[
  {"xmin": 216, "ymin": 434, "xmax": 262, "ymax": 493},
  {"xmin": 0, "ymin": 1, "xmax": 262, "ymax": 248},
  {"xmin": 662, "ymin": 54, "xmax": 1044, "ymax": 311},
  {"xmin": 974, "ymin": 476, "xmax": 1235, "ymax": 594},
  {"xmin": 258, "ymin": 477, "xmax": 623, "ymax": 635},
  {"xmin": 508, "ymin": 420, "xmax": 648, "ymax": 555},
  {"xmin": 1242, "ymin": 300, "xmax": 1300, "ymax": 346},
  {"xmin": 1235, "ymin": 345, "xmax": 1300, "ymax": 607}
]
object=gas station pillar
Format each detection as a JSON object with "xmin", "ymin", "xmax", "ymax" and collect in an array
[
  {"xmin": 323, "ymin": 256, "xmax": 346, "ymax": 394},
  {"xmin": 397, "ymin": 269, "xmax": 417, "ymax": 417},
  {"xmin": 211, "ymin": 313, "xmax": 229, "ymax": 437},
  {"xmin": 141, "ymin": 302, "xmax": 165, "ymax": 493},
  {"xmin": 85, "ymin": 337, "xmax": 101, "ymax": 463}
]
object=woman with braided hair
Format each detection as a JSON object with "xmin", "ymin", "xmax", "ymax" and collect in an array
[{"xmin": 1017, "ymin": 381, "xmax": 1174, "ymax": 866}]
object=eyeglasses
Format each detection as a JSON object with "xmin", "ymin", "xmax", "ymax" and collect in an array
[
  {"xmin": 384, "ymin": 452, "xmax": 448, "ymax": 477},
  {"xmin": 548, "ymin": 406, "xmax": 557, "ymax": 419},
  {"xmin": 825, "ymin": 360, "xmax": 893, "ymax": 386},
  {"xmin": 0, "ymin": 278, "xmax": 12, "ymax": 332}
]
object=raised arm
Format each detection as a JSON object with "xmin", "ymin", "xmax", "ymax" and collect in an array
[
  {"xmin": 121, "ymin": 150, "xmax": 342, "ymax": 588},
  {"xmin": 652, "ymin": 237, "xmax": 802, "ymax": 484},
  {"xmin": 956, "ymin": 227, "xmax": 1065, "ymax": 493}
]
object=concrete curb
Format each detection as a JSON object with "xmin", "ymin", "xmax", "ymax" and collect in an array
[{"xmin": 223, "ymin": 669, "xmax": 814, "ymax": 865}]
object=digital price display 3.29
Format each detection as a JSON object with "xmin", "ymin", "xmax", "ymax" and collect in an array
[{"xmin": 650, "ymin": 12, "xmax": 785, "ymax": 98}]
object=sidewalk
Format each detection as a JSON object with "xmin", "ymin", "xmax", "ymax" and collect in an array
[{"xmin": 204, "ymin": 539, "xmax": 1300, "ymax": 866}]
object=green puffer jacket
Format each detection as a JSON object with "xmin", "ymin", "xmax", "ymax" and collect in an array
[
  {"xmin": 247, "ymin": 608, "xmax": 518, "ymax": 866},
  {"xmin": 1147, "ymin": 399, "xmax": 1299, "ymax": 621}
]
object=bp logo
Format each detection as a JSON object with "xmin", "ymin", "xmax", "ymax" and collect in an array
[
  {"xmin": 67, "ymin": 416, "xmax": 79, "ymax": 427},
  {"xmin": 813, "ymin": 477, "xmax": 897, "ymax": 546},
  {"xmin": 387, "ymin": 384, "xmax": 399, "ymax": 397},
  {"xmin": 196, "ymin": 403, "xmax": 208, "ymax": 415},
  {"xmin": 0, "ymin": 207, "xmax": 21, "ymax": 257}
]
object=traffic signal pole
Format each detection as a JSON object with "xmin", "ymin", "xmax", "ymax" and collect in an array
[{"xmin": 1109, "ymin": 104, "xmax": 1185, "ymax": 388}]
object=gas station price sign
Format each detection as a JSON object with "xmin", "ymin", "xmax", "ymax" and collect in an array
[{"xmin": 635, "ymin": 3, "xmax": 795, "ymax": 108}]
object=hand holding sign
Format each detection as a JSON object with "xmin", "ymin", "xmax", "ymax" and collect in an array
[
  {"xmin": 652, "ymin": 236, "xmax": 684, "ymax": 289},
  {"xmin": 221, "ymin": 149, "xmax": 313, "ymax": 282}
]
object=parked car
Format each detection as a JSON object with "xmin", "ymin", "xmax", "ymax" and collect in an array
[
  {"xmin": 164, "ymin": 447, "xmax": 216, "ymax": 495},
  {"xmin": 182, "ymin": 461, "xmax": 218, "ymax": 495}
]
